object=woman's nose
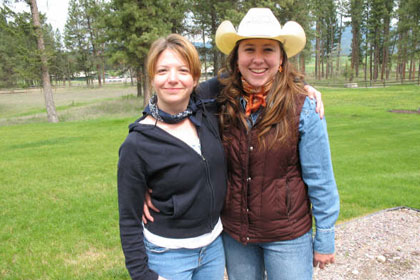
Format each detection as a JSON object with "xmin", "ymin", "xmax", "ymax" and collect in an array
[
  {"xmin": 252, "ymin": 50, "xmax": 264, "ymax": 63},
  {"xmin": 167, "ymin": 69, "xmax": 178, "ymax": 83}
]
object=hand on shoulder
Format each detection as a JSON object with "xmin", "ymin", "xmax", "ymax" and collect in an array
[{"xmin": 303, "ymin": 85, "xmax": 324, "ymax": 119}]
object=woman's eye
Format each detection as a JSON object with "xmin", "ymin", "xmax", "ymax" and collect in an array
[
  {"xmin": 180, "ymin": 68, "xmax": 190, "ymax": 73},
  {"xmin": 157, "ymin": 69, "xmax": 167, "ymax": 74}
]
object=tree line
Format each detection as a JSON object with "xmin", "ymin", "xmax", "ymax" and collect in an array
[{"xmin": 1, "ymin": 0, "xmax": 419, "ymax": 101}]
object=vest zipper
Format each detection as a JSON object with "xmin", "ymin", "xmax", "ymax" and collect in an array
[{"xmin": 243, "ymin": 128, "xmax": 252, "ymax": 242}]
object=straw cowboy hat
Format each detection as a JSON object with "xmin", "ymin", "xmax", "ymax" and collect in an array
[{"xmin": 215, "ymin": 8, "xmax": 306, "ymax": 58}]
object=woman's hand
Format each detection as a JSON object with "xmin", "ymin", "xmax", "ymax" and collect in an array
[
  {"xmin": 142, "ymin": 189, "xmax": 159, "ymax": 224},
  {"xmin": 313, "ymin": 252, "xmax": 335, "ymax": 269},
  {"xmin": 304, "ymin": 85, "xmax": 324, "ymax": 119}
]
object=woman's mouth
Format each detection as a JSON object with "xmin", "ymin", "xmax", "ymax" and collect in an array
[{"xmin": 250, "ymin": 69, "xmax": 267, "ymax": 74}]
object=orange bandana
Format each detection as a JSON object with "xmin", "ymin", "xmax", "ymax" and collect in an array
[{"xmin": 241, "ymin": 77, "xmax": 273, "ymax": 117}]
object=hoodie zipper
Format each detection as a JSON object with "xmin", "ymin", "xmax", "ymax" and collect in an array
[
  {"xmin": 139, "ymin": 122, "xmax": 216, "ymax": 229},
  {"xmin": 202, "ymin": 156, "xmax": 215, "ymax": 229}
]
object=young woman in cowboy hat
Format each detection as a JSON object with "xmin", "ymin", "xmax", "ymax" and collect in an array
[{"xmin": 212, "ymin": 8, "xmax": 340, "ymax": 280}]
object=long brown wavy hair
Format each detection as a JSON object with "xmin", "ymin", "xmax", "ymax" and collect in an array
[{"xmin": 217, "ymin": 41, "xmax": 306, "ymax": 149}]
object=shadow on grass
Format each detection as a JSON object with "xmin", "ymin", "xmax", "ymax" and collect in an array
[{"xmin": 8, "ymin": 136, "xmax": 83, "ymax": 150}]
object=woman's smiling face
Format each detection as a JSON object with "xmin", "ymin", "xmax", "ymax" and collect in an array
[
  {"xmin": 237, "ymin": 39, "xmax": 282, "ymax": 88},
  {"xmin": 153, "ymin": 49, "xmax": 196, "ymax": 114}
]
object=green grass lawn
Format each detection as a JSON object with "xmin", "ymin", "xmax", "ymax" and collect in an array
[
  {"xmin": 0, "ymin": 119, "xmax": 131, "ymax": 279},
  {"xmin": 323, "ymin": 85, "xmax": 420, "ymax": 220},
  {"xmin": 0, "ymin": 84, "xmax": 419, "ymax": 278}
]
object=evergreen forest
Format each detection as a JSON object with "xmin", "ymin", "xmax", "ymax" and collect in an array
[{"xmin": 1, "ymin": 0, "xmax": 419, "ymax": 98}]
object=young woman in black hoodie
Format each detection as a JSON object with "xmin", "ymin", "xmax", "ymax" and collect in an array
[{"xmin": 117, "ymin": 34, "xmax": 227, "ymax": 280}]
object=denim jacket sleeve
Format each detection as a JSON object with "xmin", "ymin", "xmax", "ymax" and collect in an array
[{"xmin": 299, "ymin": 97, "xmax": 340, "ymax": 254}]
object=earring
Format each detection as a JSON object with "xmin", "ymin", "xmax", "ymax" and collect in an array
[{"xmin": 278, "ymin": 65, "xmax": 283, "ymax": 73}]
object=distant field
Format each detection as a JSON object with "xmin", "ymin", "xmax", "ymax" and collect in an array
[
  {"xmin": 0, "ymin": 84, "xmax": 419, "ymax": 279},
  {"xmin": 0, "ymin": 84, "xmax": 140, "ymax": 125}
]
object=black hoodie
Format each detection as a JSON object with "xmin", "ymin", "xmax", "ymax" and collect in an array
[{"xmin": 117, "ymin": 94, "xmax": 227, "ymax": 280}]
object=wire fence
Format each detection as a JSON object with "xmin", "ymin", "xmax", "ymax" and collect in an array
[
  {"xmin": 2, "ymin": 76, "xmax": 419, "ymax": 93},
  {"xmin": 306, "ymin": 77, "xmax": 420, "ymax": 88}
]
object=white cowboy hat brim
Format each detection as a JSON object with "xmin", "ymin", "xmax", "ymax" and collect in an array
[{"xmin": 216, "ymin": 20, "xmax": 306, "ymax": 58}]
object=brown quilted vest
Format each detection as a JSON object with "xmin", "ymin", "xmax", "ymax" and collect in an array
[{"xmin": 221, "ymin": 93, "xmax": 312, "ymax": 244}]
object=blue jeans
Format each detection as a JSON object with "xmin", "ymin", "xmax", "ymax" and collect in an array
[
  {"xmin": 144, "ymin": 235, "xmax": 225, "ymax": 280},
  {"xmin": 223, "ymin": 230, "xmax": 313, "ymax": 280}
]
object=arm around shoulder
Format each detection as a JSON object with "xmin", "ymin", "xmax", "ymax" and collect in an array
[{"xmin": 196, "ymin": 76, "xmax": 222, "ymax": 99}]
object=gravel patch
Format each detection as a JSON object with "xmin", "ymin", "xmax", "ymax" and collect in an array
[
  {"xmin": 314, "ymin": 207, "xmax": 420, "ymax": 280},
  {"xmin": 223, "ymin": 207, "xmax": 420, "ymax": 279}
]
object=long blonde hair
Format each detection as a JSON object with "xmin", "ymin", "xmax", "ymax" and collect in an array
[{"xmin": 217, "ymin": 41, "xmax": 306, "ymax": 148}]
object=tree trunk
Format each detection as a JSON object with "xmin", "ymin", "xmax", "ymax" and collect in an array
[
  {"xmin": 129, "ymin": 68, "xmax": 134, "ymax": 86},
  {"xmin": 329, "ymin": 24, "xmax": 334, "ymax": 78},
  {"xmin": 321, "ymin": 40, "xmax": 324, "ymax": 79},
  {"xmin": 351, "ymin": 15, "xmax": 359, "ymax": 80},
  {"xmin": 202, "ymin": 27, "xmax": 208, "ymax": 80},
  {"xmin": 84, "ymin": 69, "xmax": 89, "ymax": 86},
  {"xmin": 136, "ymin": 68, "xmax": 143, "ymax": 97},
  {"xmin": 373, "ymin": 31, "xmax": 379, "ymax": 81},
  {"xmin": 210, "ymin": 9, "xmax": 220, "ymax": 75},
  {"xmin": 142, "ymin": 59, "xmax": 151, "ymax": 107},
  {"xmin": 418, "ymin": 61, "xmax": 420, "ymax": 85},
  {"xmin": 381, "ymin": 15, "xmax": 390, "ymax": 81},
  {"xmin": 96, "ymin": 64, "xmax": 101, "ymax": 86},
  {"xmin": 364, "ymin": 41, "xmax": 368, "ymax": 82},
  {"xmin": 315, "ymin": 21, "xmax": 321, "ymax": 80},
  {"xmin": 86, "ymin": 16, "xmax": 101, "ymax": 87},
  {"xmin": 402, "ymin": 61, "xmax": 406, "ymax": 82},
  {"xmin": 389, "ymin": 39, "xmax": 396, "ymax": 80},
  {"xmin": 336, "ymin": 13, "xmax": 342, "ymax": 74},
  {"xmin": 369, "ymin": 44, "xmax": 373, "ymax": 82},
  {"xmin": 29, "ymin": 0, "xmax": 59, "ymax": 123},
  {"xmin": 300, "ymin": 53, "xmax": 305, "ymax": 75},
  {"xmin": 102, "ymin": 62, "xmax": 106, "ymax": 85}
]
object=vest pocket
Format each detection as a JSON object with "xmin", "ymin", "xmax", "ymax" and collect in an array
[{"xmin": 273, "ymin": 180, "xmax": 290, "ymax": 218}]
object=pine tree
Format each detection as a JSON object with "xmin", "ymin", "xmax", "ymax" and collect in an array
[
  {"xmin": 348, "ymin": 0, "xmax": 364, "ymax": 80},
  {"xmin": 64, "ymin": 0, "xmax": 93, "ymax": 86},
  {"xmin": 104, "ymin": 0, "xmax": 175, "ymax": 104},
  {"xmin": 0, "ymin": 6, "xmax": 21, "ymax": 88},
  {"xmin": 190, "ymin": 0, "xmax": 241, "ymax": 75},
  {"xmin": 381, "ymin": 0, "xmax": 394, "ymax": 80}
]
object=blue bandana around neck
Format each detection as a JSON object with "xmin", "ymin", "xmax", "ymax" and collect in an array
[{"xmin": 143, "ymin": 95, "xmax": 202, "ymax": 126}]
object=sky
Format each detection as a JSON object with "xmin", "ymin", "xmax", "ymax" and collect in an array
[{"xmin": 6, "ymin": 0, "xmax": 70, "ymax": 33}]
